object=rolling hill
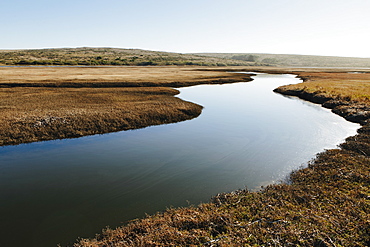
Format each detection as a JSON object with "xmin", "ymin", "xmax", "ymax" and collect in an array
[
  {"xmin": 193, "ymin": 53, "xmax": 370, "ymax": 68},
  {"xmin": 0, "ymin": 47, "xmax": 254, "ymax": 66}
]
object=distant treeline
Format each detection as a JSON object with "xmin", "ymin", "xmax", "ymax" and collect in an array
[
  {"xmin": 0, "ymin": 48, "xmax": 254, "ymax": 67},
  {"xmin": 194, "ymin": 53, "xmax": 370, "ymax": 68}
]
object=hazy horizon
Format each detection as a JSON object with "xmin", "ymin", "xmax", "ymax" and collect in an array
[
  {"xmin": 2, "ymin": 47, "xmax": 370, "ymax": 59},
  {"xmin": 1, "ymin": 0, "xmax": 369, "ymax": 58}
]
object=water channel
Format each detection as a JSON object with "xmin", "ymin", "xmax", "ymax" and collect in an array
[{"xmin": 0, "ymin": 73, "xmax": 359, "ymax": 246}]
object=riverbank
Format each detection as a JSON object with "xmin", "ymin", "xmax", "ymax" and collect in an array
[
  {"xmin": 73, "ymin": 69, "xmax": 370, "ymax": 246},
  {"xmin": 273, "ymin": 70, "xmax": 370, "ymax": 125},
  {"xmin": 0, "ymin": 66, "xmax": 251, "ymax": 146}
]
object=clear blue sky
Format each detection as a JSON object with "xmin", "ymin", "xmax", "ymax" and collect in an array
[{"xmin": 1, "ymin": 0, "xmax": 369, "ymax": 57}]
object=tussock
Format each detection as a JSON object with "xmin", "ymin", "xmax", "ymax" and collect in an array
[{"xmin": 0, "ymin": 87, "xmax": 202, "ymax": 146}]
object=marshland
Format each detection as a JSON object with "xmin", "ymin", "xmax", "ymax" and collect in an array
[
  {"xmin": 0, "ymin": 66, "xmax": 252, "ymax": 146},
  {"xmin": 0, "ymin": 49, "xmax": 369, "ymax": 246},
  {"xmin": 72, "ymin": 69, "xmax": 370, "ymax": 247}
]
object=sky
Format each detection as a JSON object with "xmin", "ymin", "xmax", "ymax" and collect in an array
[{"xmin": 1, "ymin": 0, "xmax": 370, "ymax": 57}]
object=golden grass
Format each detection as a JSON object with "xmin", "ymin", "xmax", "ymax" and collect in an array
[
  {"xmin": 0, "ymin": 66, "xmax": 253, "ymax": 146},
  {"xmin": 280, "ymin": 71, "xmax": 370, "ymax": 103},
  {"xmin": 0, "ymin": 66, "xmax": 250, "ymax": 87},
  {"xmin": 0, "ymin": 87, "xmax": 202, "ymax": 146},
  {"xmin": 271, "ymin": 69, "xmax": 370, "ymax": 124}
]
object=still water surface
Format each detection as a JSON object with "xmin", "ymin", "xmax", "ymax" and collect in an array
[{"xmin": 0, "ymin": 73, "xmax": 359, "ymax": 246}]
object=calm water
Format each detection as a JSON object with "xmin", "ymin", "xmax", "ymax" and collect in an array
[{"xmin": 0, "ymin": 73, "xmax": 359, "ymax": 246}]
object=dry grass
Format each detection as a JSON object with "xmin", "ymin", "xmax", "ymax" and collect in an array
[
  {"xmin": 279, "ymin": 71, "xmax": 370, "ymax": 103},
  {"xmin": 0, "ymin": 66, "xmax": 250, "ymax": 87},
  {"xmin": 272, "ymin": 69, "xmax": 370, "ymax": 125},
  {"xmin": 206, "ymin": 67, "xmax": 370, "ymax": 103},
  {"xmin": 0, "ymin": 87, "xmax": 202, "ymax": 146},
  {"xmin": 0, "ymin": 66, "xmax": 252, "ymax": 146}
]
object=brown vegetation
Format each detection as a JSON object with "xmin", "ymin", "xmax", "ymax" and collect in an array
[
  {"xmin": 274, "ymin": 70, "xmax": 370, "ymax": 125},
  {"xmin": 0, "ymin": 47, "xmax": 254, "ymax": 66},
  {"xmin": 0, "ymin": 66, "xmax": 252, "ymax": 146},
  {"xmin": 72, "ymin": 68, "xmax": 370, "ymax": 246},
  {"xmin": 276, "ymin": 71, "xmax": 370, "ymax": 103},
  {"xmin": 0, "ymin": 87, "xmax": 202, "ymax": 146},
  {"xmin": 0, "ymin": 66, "xmax": 250, "ymax": 87},
  {"xmin": 1, "ymin": 64, "xmax": 369, "ymax": 245}
]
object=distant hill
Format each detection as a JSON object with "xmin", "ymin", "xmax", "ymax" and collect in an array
[
  {"xmin": 3, "ymin": 48, "xmax": 369, "ymax": 67},
  {"xmin": 193, "ymin": 53, "xmax": 370, "ymax": 68},
  {"xmin": 0, "ymin": 47, "xmax": 254, "ymax": 66}
]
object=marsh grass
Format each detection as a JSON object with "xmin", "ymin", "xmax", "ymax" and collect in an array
[
  {"xmin": 0, "ymin": 87, "xmax": 203, "ymax": 146},
  {"xmin": 277, "ymin": 72, "xmax": 370, "ymax": 103},
  {"xmin": 72, "ymin": 68, "xmax": 370, "ymax": 246},
  {"xmin": 272, "ymin": 70, "xmax": 370, "ymax": 125},
  {"xmin": 0, "ymin": 66, "xmax": 250, "ymax": 87},
  {"xmin": 0, "ymin": 67, "xmax": 252, "ymax": 146},
  {"xmin": 1, "ymin": 65, "xmax": 368, "ymax": 245}
]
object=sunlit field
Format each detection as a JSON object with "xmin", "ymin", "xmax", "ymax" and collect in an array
[
  {"xmin": 0, "ymin": 66, "xmax": 251, "ymax": 146},
  {"xmin": 279, "ymin": 71, "xmax": 370, "ymax": 103},
  {"xmin": 0, "ymin": 66, "xmax": 250, "ymax": 87}
]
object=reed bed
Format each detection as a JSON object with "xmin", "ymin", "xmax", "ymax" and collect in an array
[
  {"xmin": 0, "ymin": 67, "xmax": 252, "ymax": 146},
  {"xmin": 0, "ymin": 87, "xmax": 202, "ymax": 146}
]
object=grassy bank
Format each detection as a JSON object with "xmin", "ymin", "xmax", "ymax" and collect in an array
[
  {"xmin": 72, "ymin": 69, "xmax": 370, "ymax": 246},
  {"xmin": 0, "ymin": 67, "xmax": 251, "ymax": 146},
  {"xmin": 274, "ymin": 70, "xmax": 370, "ymax": 125},
  {"xmin": 0, "ymin": 87, "xmax": 203, "ymax": 146},
  {"xmin": 275, "ymin": 70, "xmax": 370, "ymax": 103}
]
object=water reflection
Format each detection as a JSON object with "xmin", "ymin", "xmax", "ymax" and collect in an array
[{"xmin": 0, "ymin": 73, "xmax": 359, "ymax": 246}]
